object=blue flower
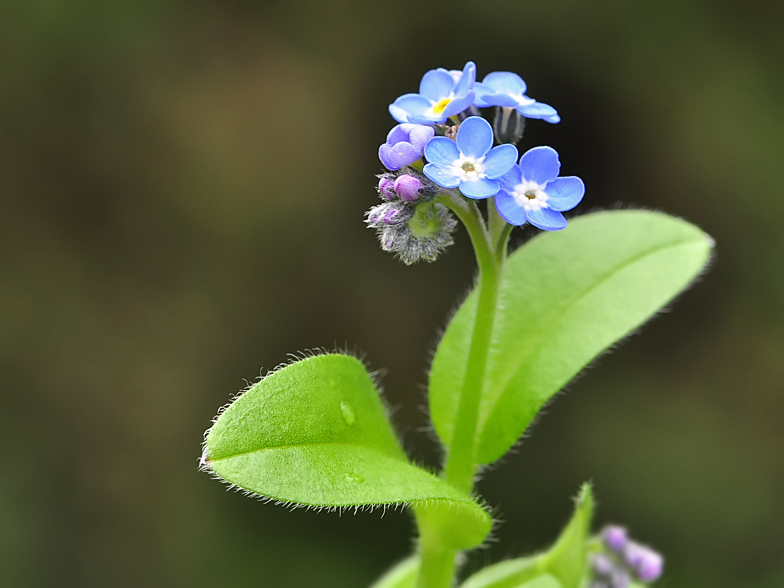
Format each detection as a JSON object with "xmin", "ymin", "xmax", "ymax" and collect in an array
[
  {"xmin": 389, "ymin": 62, "xmax": 476, "ymax": 125},
  {"xmin": 474, "ymin": 72, "xmax": 560, "ymax": 123},
  {"xmin": 378, "ymin": 123, "xmax": 435, "ymax": 171},
  {"xmin": 423, "ymin": 116, "xmax": 518, "ymax": 199},
  {"xmin": 495, "ymin": 146, "xmax": 584, "ymax": 230}
]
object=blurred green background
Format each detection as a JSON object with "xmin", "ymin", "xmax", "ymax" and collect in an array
[{"xmin": 1, "ymin": 0, "xmax": 783, "ymax": 586}]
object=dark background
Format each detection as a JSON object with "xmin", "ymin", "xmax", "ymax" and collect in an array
[{"xmin": 2, "ymin": 1, "xmax": 783, "ymax": 586}]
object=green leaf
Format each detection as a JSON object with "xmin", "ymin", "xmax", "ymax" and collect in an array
[
  {"xmin": 464, "ymin": 574, "xmax": 561, "ymax": 588},
  {"xmin": 518, "ymin": 577, "xmax": 561, "ymax": 588},
  {"xmin": 459, "ymin": 557, "xmax": 542, "ymax": 588},
  {"xmin": 203, "ymin": 354, "xmax": 491, "ymax": 548},
  {"xmin": 371, "ymin": 556, "xmax": 419, "ymax": 588},
  {"xmin": 461, "ymin": 485, "xmax": 593, "ymax": 588},
  {"xmin": 539, "ymin": 484, "xmax": 594, "ymax": 588},
  {"xmin": 430, "ymin": 210, "xmax": 713, "ymax": 464}
]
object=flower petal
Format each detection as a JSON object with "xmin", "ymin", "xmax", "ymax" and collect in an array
[
  {"xmin": 482, "ymin": 93, "xmax": 520, "ymax": 108},
  {"xmin": 519, "ymin": 146, "xmax": 561, "ymax": 184},
  {"xmin": 389, "ymin": 104, "xmax": 409, "ymax": 124},
  {"xmin": 518, "ymin": 101, "xmax": 559, "ymax": 122},
  {"xmin": 544, "ymin": 176, "xmax": 585, "ymax": 211},
  {"xmin": 409, "ymin": 113, "xmax": 447, "ymax": 124},
  {"xmin": 408, "ymin": 125, "xmax": 435, "ymax": 151},
  {"xmin": 482, "ymin": 72, "xmax": 527, "ymax": 96},
  {"xmin": 495, "ymin": 190, "xmax": 529, "ymax": 225},
  {"xmin": 456, "ymin": 116, "xmax": 493, "ymax": 158},
  {"xmin": 453, "ymin": 61, "xmax": 476, "ymax": 97},
  {"xmin": 420, "ymin": 69, "xmax": 455, "ymax": 101},
  {"xmin": 459, "ymin": 177, "xmax": 499, "ymax": 199},
  {"xmin": 423, "ymin": 163, "xmax": 461, "ymax": 189},
  {"xmin": 424, "ymin": 137, "xmax": 460, "ymax": 166},
  {"xmin": 442, "ymin": 91, "xmax": 475, "ymax": 118},
  {"xmin": 389, "ymin": 94, "xmax": 432, "ymax": 123},
  {"xmin": 498, "ymin": 164, "xmax": 522, "ymax": 192},
  {"xmin": 384, "ymin": 142, "xmax": 421, "ymax": 170},
  {"xmin": 378, "ymin": 144, "xmax": 396, "ymax": 170},
  {"xmin": 526, "ymin": 207, "xmax": 567, "ymax": 231},
  {"xmin": 482, "ymin": 144, "xmax": 519, "ymax": 179},
  {"xmin": 386, "ymin": 123, "xmax": 414, "ymax": 145},
  {"xmin": 472, "ymin": 82, "xmax": 495, "ymax": 108}
]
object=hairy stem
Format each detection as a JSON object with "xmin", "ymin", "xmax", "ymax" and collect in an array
[
  {"xmin": 414, "ymin": 192, "xmax": 507, "ymax": 588},
  {"xmin": 488, "ymin": 197, "xmax": 514, "ymax": 261},
  {"xmin": 415, "ymin": 520, "xmax": 458, "ymax": 588},
  {"xmin": 434, "ymin": 192, "xmax": 502, "ymax": 493}
]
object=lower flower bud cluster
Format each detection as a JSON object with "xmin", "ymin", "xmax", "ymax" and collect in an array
[
  {"xmin": 366, "ymin": 169, "xmax": 456, "ymax": 265},
  {"xmin": 590, "ymin": 526, "xmax": 664, "ymax": 588}
]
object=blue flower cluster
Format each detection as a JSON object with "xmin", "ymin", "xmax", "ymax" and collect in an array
[{"xmin": 369, "ymin": 61, "xmax": 585, "ymax": 262}]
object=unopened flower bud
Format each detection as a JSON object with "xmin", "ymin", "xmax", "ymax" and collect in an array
[
  {"xmin": 603, "ymin": 526, "xmax": 628, "ymax": 552},
  {"xmin": 394, "ymin": 174, "xmax": 424, "ymax": 202},
  {"xmin": 592, "ymin": 554, "xmax": 614, "ymax": 576},
  {"xmin": 366, "ymin": 202, "xmax": 413, "ymax": 228},
  {"xmin": 610, "ymin": 569, "xmax": 631, "ymax": 588},
  {"xmin": 378, "ymin": 176, "xmax": 397, "ymax": 200},
  {"xmin": 494, "ymin": 106, "xmax": 526, "ymax": 145},
  {"xmin": 624, "ymin": 542, "xmax": 663, "ymax": 583},
  {"xmin": 382, "ymin": 208, "xmax": 405, "ymax": 225},
  {"xmin": 366, "ymin": 201, "xmax": 457, "ymax": 265}
]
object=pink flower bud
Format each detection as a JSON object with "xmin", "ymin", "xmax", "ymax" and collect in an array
[{"xmin": 394, "ymin": 175, "xmax": 424, "ymax": 202}]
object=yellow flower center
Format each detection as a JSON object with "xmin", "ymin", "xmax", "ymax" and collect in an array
[{"xmin": 432, "ymin": 97, "xmax": 452, "ymax": 115}]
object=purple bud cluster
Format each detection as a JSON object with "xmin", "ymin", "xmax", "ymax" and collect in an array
[
  {"xmin": 590, "ymin": 526, "xmax": 664, "ymax": 587},
  {"xmin": 377, "ymin": 172, "xmax": 434, "ymax": 203},
  {"xmin": 366, "ymin": 170, "xmax": 455, "ymax": 265}
]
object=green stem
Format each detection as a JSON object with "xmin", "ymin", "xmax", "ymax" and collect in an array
[
  {"xmin": 488, "ymin": 197, "xmax": 514, "ymax": 262},
  {"xmin": 414, "ymin": 192, "xmax": 509, "ymax": 588},
  {"xmin": 415, "ymin": 515, "xmax": 458, "ymax": 588},
  {"xmin": 434, "ymin": 192, "xmax": 502, "ymax": 494},
  {"xmin": 487, "ymin": 197, "xmax": 506, "ymax": 244},
  {"xmin": 495, "ymin": 222, "xmax": 514, "ymax": 262}
]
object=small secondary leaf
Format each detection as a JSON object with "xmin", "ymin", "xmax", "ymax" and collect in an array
[
  {"xmin": 460, "ymin": 557, "xmax": 541, "ymax": 588},
  {"xmin": 539, "ymin": 484, "xmax": 594, "ymax": 588},
  {"xmin": 460, "ymin": 485, "xmax": 593, "ymax": 588},
  {"xmin": 371, "ymin": 556, "xmax": 419, "ymax": 588},
  {"xmin": 203, "ymin": 354, "xmax": 491, "ymax": 548},
  {"xmin": 518, "ymin": 577, "xmax": 561, "ymax": 588},
  {"xmin": 430, "ymin": 210, "xmax": 713, "ymax": 464}
]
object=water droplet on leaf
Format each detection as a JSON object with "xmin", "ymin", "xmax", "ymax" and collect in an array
[
  {"xmin": 345, "ymin": 472, "xmax": 365, "ymax": 483},
  {"xmin": 340, "ymin": 401, "xmax": 356, "ymax": 425}
]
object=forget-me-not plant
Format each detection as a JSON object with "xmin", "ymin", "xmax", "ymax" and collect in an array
[{"xmin": 201, "ymin": 60, "xmax": 713, "ymax": 588}]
